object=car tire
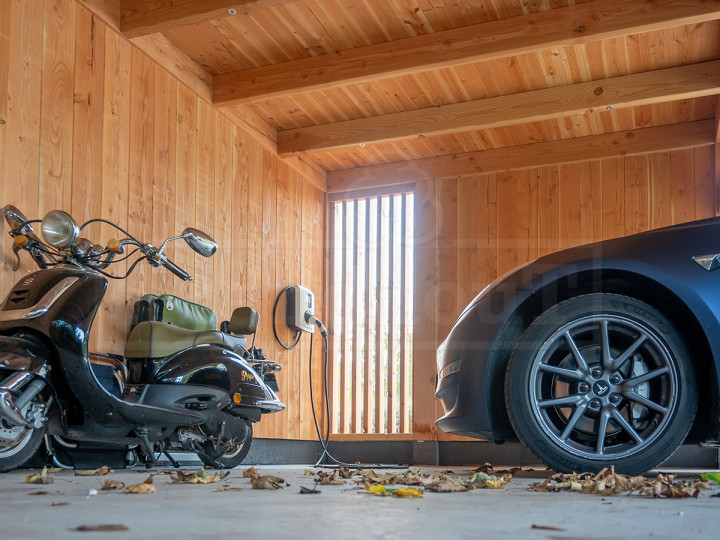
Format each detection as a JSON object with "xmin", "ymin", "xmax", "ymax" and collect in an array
[{"xmin": 505, "ymin": 293, "xmax": 697, "ymax": 475}]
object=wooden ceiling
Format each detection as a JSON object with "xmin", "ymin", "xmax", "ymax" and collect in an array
[{"xmin": 110, "ymin": 0, "xmax": 720, "ymax": 191}]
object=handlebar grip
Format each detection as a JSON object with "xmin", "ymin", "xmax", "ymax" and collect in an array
[{"xmin": 162, "ymin": 257, "xmax": 192, "ymax": 281}]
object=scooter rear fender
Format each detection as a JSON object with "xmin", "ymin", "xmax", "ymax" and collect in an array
[{"xmin": 155, "ymin": 345, "xmax": 285, "ymax": 414}]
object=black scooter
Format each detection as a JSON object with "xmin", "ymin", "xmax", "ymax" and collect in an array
[{"xmin": 0, "ymin": 205, "xmax": 284, "ymax": 471}]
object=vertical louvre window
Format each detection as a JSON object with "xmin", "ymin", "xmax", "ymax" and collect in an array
[{"xmin": 330, "ymin": 191, "xmax": 414, "ymax": 434}]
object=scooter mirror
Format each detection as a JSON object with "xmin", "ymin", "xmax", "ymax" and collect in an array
[
  {"xmin": 2, "ymin": 205, "xmax": 30, "ymax": 232},
  {"xmin": 183, "ymin": 228, "xmax": 217, "ymax": 258}
]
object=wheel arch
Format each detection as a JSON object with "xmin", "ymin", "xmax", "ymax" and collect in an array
[{"xmin": 488, "ymin": 269, "xmax": 719, "ymax": 443}]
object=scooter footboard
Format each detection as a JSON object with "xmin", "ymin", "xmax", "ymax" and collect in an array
[{"xmin": 118, "ymin": 384, "xmax": 230, "ymax": 425}]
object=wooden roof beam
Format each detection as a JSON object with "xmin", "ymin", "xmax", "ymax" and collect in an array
[
  {"xmin": 120, "ymin": 0, "xmax": 297, "ymax": 38},
  {"xmin": 278, "ymin": 61, "xmax": 720, "ymax": 156},
  {"xmin": 715, "ymin": 95, "xmax": 720, "ymax": 142},
  {"xmin": 213, "ymin": 0, "xmax": 720, "ymax": 106},
  {"xmin": 327, "ymin": 120, "xmax": 716, "ymax": 193}
]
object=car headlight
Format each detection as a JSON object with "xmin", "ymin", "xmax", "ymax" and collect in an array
[{"xmin": 41, "ymin": 210, "xmax": 80, "ymax": 249}]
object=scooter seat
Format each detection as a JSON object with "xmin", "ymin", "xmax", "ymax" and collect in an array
[{"xmin": 124, "ymin": 321, "xmax": 248, "ymax": 359}]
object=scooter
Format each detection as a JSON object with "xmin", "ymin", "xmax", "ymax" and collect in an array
[{"xmin": 0, "ymin": 205, "xmax": 284, "ymax": 471}]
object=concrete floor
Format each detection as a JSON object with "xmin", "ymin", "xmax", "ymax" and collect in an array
[{"xmin": 2, "ymin": 465, "xmax": 719, "ymax": 539}]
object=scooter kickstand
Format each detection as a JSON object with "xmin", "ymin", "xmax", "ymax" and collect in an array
[
  {"xmin": 135, "ymin": 428, "xmax": 157, "ymax": 469},
  {"xmin": 163, "ymin": 449, "xmax": 181, "ymax": 469}
]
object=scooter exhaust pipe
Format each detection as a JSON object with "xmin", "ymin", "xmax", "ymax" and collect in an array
[{"xmin": 0, "ymin": 371, "xmax": 47, "ymax": 427}]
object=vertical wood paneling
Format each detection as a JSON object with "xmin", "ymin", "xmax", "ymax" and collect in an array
[
  {"xmin": 0, "ymin": 2, "xmax": 326, "ymax": 442},
  {"xmin": 39, "ymin": 0, "xmax": 75, "ymax": 215},
  {"xmin": 97, "ymin": 28, "xmax": 130, "ymax": 353}
]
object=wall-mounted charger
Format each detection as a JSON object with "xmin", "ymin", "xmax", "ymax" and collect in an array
[{"xmin": 286, "ymin": 284, "xmax": 315, "ymax": 333}]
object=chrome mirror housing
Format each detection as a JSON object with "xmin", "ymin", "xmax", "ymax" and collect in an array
[{"xmin": 183, "ymin": 228, "xmax": 217, "ymax": 258}]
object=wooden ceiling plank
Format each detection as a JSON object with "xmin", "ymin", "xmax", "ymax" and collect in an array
[
  {"xmin": 277, "ymin": 60, "xmax": 720, "ymax": 156},
  {"xmin": 213, "ymin": 0, "xmax": 720, "ymax": 106},
  {"xmin": 120, "ymin": 0, "xmax": 298, "ymax": 38},
  {"xmin": 326, "ymin": 119, "xmax": 716, "ymax": 193}
]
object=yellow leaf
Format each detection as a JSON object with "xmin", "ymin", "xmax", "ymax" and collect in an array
[
  {"xmin": 26, "ymin": 468, "xmax": 54, "ymax": 485},
  {"xmin": 393, "ymin": 488, "xmax": 423, "ymax": 498},
  {"xmin": 126, "ymin": 475, "xmax": 156, "ymax": 494},
  {"xmin": 101, "ymin": 480, "xmax": 125, "ymax": 491}
]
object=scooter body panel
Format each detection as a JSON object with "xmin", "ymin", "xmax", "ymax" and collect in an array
[{"xmin": 154, "ymin": 346, "xmax": 283, "ymax": 413}]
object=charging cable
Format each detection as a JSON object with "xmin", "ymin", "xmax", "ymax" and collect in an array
[{"xmin": 272, "ymin": 286, "xmax": 302, "ymax": 350}]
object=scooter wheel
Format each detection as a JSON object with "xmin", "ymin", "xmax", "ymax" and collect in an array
[{"xmin": 199, "ymin": 421, "xmax": 252, "ymax": 469}]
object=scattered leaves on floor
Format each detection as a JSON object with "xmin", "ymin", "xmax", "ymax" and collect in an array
[
  {"xmin": 469, "ymin": 471, "xmax": 512, "ymax": 489},
  {"xmin": 170, "ymin": 468, "xmax": 230, "ymax": 484},
  {"xmin": 701, "ymin": 472, "xmax": 720, "ymax": 485},
  {"xmin": 75, "ymin": 466, "xmax": 114, "ymax": 476},
  {"xmin": 216, "ymin": 486, "xmax": 243, "ymax": 492},
  {"xmin": 250, "ymin": 475, "xmax": 286, "ymax": 490},
  {"xmin": 101, "ymin": 480, "xmax": 125, "ymax": 491},
  {"xmin": 314, "ymin": 470, "xmax": 345, "ymax": 485},
  {"xmin": 75, "ymin": 524, "xmax": 128, "ymax": 532},
  {"xmin": 530, "ymin": 467, "xmax": 712, "ymax": 498},
  {"xmin": 126, "ymin": 476, "xmax": 156, "ymax": 494},
  {"xmin": 28, "ymin": 491, "xmax": 49, "ymax": 496},
  {"xmin": 51, "ymin": 501, "xmax": 70, "ymax": 507},
  {"xmin": 26, "ymin": 468, "xmax": 54, "ymax": 484},
  {"xmin": 424, "ymin": 476, "xmax": 469, "ymax": 493}
]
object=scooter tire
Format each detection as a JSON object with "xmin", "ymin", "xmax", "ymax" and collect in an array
[
  {"xmin": 198, "ymin": 421, "xmax": 252, "ymax": 469},
  {"xmin": 0, "ymin": 421, "xmax": 47, "ymax": 473}
]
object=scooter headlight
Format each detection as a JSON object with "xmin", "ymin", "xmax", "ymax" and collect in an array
[{"xmin": 41, "ymin": 210, "xmax": 80, "ymax": 249}]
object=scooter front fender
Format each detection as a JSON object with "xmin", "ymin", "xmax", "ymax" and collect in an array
[
  {"xmin": 155, "ymin": 345, "xmax": 285, "ymax": 414},
  {"xmin": 0, "ymin": 334, "xmax": 49, "ymax": 374}
]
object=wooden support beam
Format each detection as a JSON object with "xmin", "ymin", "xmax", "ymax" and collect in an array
[
  {"xmin": 327, "ymin": 120, "xmax": 715, "ymax": 193},
  {"xmin": 120, "ymin": 0, "xmax": 296, "ymax": 38},
  {"xmin": 279, "ymin": 61, "xmax": 720, "ymax": 156},
  {"xmin": 213, "ymin": 0, "xmax": 720, "ymax": 106},
  {"xmin": 715, "ymin": 95, "xmax": 720, "ymax": 143}
]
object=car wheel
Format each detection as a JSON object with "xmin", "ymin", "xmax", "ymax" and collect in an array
[{"xmin": 505, "ymin": 293, "xmax": 697, "ymax": 475}]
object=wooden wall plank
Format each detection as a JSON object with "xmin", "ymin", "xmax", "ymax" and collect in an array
[
  {"xmin": 623, "ymin": 155, "xmax": 650, "ymax": 235},
  {"xmin": 39, "ymin": 0, "xmax": 76, "ymax": 215},
  {"xmin": 126, "ymin": 46, "xmax": 154, "ymax": 315},
  {"xmin": 649, "ymin": 152, "xmax": 672, "ymax": 229},
  {"xmin": 694, "ymin": 145, "xmax": 715, "ymax": 221},
  {"xmin": 98, "ymin": 28, "xmax": 131, "ymax": 352},
  {"xmin": 0, "ymin": 0, "xmax": 10, "ymax": 280},
  {"xmin": 150, "ymin": 65, "xmax": 176, "ymax": 296},
  {"xmin": 670, "ymin": 148, "xmax": 695, "ymax": 225}
]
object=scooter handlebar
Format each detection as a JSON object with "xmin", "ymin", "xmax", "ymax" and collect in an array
[{"xmin": 161, "ymin": 257, "xmax": 192, "ymax": 281}]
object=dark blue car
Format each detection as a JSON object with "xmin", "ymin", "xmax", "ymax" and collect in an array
[{"xmin": 436, "ymin": 218, "xmax": 720, "ymax": 474}]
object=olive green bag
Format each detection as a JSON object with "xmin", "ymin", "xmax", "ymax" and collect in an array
[{"xmin": 140, "ymin": 294, "xmax": 217, "ymax": 331}]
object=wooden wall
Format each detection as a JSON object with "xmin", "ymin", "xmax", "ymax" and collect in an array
[
  {"xmin": 0, "ymin": 0, "xmax": 326, "ymax": 441},
  {"xmin": 413, "ymin": 146, "xmax": 718, "ymax": 441}
]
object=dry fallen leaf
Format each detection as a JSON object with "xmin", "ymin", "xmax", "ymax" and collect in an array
[
  {"xmin": 531, "ymin": 524, "xmax": 565, "ymax": 531},
  {"xmin": 642, "ymin": 474, "xmax": 711, "ymax": 498},
  {"xmin": 26, "ymin": 468, "xmax": 54, "ymax": 485},
  {"xmin": 243, "ymin": 467, "xmax": 261, "ymax": 480},
  {"xmin": 469, "ymin": 471, "xmax": 512, "ymax": 489},
  {"xmin": 299, "ymin": 485, "xmax": 321, "ymax": 494},
  {"xmin": 28, "ymin": 491, "xmax": 49, "ymax": 496},
  {"xmin": 51, "ymin": 501, "xmax": 70, "ymax": 507},
  {"xmin": 315, "ymin": 470, "xmax": 345, "ymax": 485},
  {"xmin": 170, "ymin": 468, "xmax": 230, "ymax": 484},
  {"xmin": 76, "ymin": 466, "xmax": 114, "ymax": 476},
  {"xmin": 250, "ymin": 475, "xmax": 285, "ymax": 490},
  {"xmin": 126, "ymin": 476, "xmax": 156, "ymax": 494},
  {"xmin": 75, "ymin": 525, "xmax": 128, "ymax": 531},
  {"xmin": 101, "ymin": 480, "xmax": 125, "ymax": 491},
  {"xmin": 216, "ymin": 486, "xmax": 243, "ymax": 492},
  {"xmin": 424, "ymin": 477, "xmax": 469, "ymax": 493}
]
